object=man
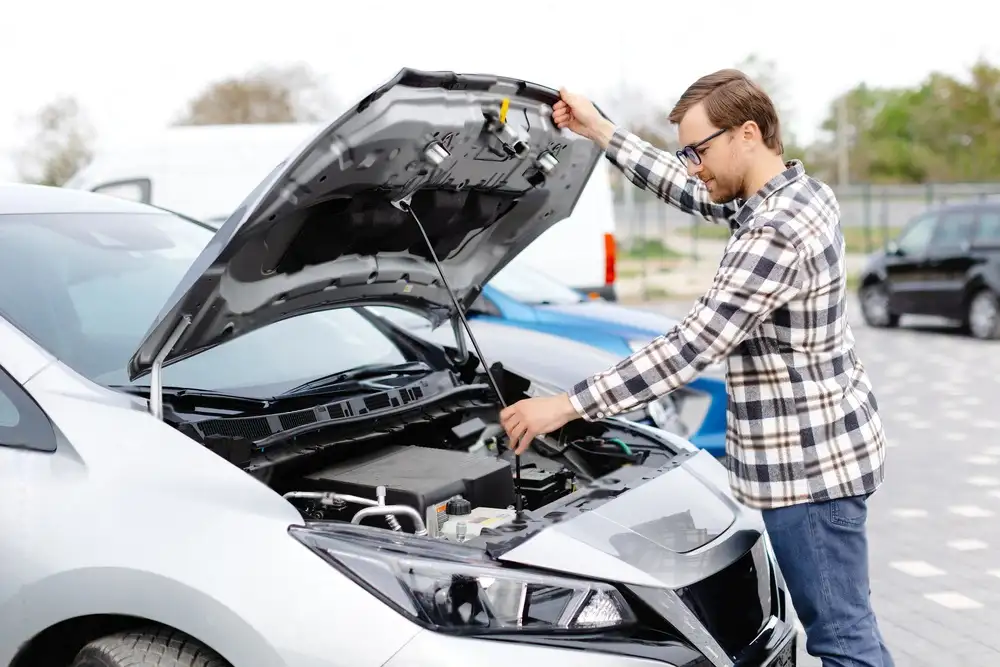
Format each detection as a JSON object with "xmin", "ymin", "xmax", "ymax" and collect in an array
[{"xmin": 500, "ymin": 70, "xmax": 893, "ymax": 667}]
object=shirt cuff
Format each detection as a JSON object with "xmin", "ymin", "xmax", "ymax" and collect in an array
[
  {"xmin": 604, "ymin": 125, "xmax": 633, "ymax": 161},
  {"xmin": 568, "ymin": 377, "xmax": 607, "ymax": 422}
]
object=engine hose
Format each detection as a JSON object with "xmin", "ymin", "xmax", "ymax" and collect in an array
[
  {"xmin": 376, "ymin": 485, "xmax": 404, "ymax": 531},
  {"xmin": 606, "ymin": 437, "xmax": 634, "ymax": 456}
]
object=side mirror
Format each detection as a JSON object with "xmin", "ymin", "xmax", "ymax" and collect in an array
[{"xmin": 886, "ymin": 241, "xmax": 902, "ymax": 256}]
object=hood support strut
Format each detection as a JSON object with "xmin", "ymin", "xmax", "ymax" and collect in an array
[
  {"xmin": 393, "ymin": 196, "xmax": 525, "ymax": 516},
  {"xmin": 148, "ymin": 316, "xmax": 192, "ymax": 420},
  {"xmin": 449, "ymin": 311, "xmax": 469, "ymax": 366}
]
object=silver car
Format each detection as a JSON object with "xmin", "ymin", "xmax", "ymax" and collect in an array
[{"xmin": 0, "ymin": 69, "xmax": 796, "ymax": 667}]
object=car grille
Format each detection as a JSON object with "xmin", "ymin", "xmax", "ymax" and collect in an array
[{"xmin": 674, "ymin": 538, "xmax": 771, "ymax": 658}]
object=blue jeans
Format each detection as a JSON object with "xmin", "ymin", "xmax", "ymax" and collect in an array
[{"xmin": 762, "ymin": 495, "xmax": 894, "ymax": 667}]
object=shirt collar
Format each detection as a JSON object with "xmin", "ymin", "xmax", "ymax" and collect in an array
[{"xmin": 732, "ymin": 160, "xmax": 806, "ymax": 229}]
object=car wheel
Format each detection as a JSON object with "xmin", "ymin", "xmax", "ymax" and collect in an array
[
  {"xmin": 70, "ymin": 627, "xmax": 230, "ymax": 667},
  {"xmin": 859, "ymin": 282, "xmax": 899, "ymax": 328},
  {"xmin": 966, "ymin": 289, "xmax": 1000, "ymax": 340}
]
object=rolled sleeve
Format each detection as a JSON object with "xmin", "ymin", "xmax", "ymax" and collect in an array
[{"xmin": 604, "ymin": 127, "xmax": 739, "ymax": 224}]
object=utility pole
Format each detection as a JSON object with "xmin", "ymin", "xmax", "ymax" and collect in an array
[{"xmin": 836, "ymin": 94, "xmax": 850, "ymax": 186}]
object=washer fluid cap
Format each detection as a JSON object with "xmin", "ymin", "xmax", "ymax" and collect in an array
[{"xmin": 446, "ymin": 497, "xmax": 472, "ymax": 516}]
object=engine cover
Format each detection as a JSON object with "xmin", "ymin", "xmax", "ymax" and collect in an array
[{"xmin": 297, "ymin": 445, "xmax": 515, "ymax": 529}]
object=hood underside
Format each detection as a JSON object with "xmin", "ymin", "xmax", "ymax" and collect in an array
[{"xmin": 128, "ymin": 68, "xmax": 604, "ymax": 380}]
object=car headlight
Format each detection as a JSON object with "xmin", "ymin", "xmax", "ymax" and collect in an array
[
  {"xmin": 290, "ymin": 523, "xmax": 637, "ymax": 634},
  {"xmin": 672, "ymin": 387, "xmax": 713, "ymax": 435},
  {"xmin": 646, "ymin": 396, "xmax": 687, "ymax": 435}
]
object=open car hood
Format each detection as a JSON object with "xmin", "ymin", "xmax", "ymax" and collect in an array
[{"xmin": 127, "ymin": 68, "xmax": 604, "ymax": 380}]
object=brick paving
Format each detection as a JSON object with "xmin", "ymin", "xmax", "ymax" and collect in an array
[{"xmin": 651, "ymin": 298, "xmax": 1000, "ymax": 666}]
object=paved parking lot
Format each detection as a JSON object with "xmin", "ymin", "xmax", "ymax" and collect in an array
[{"xmin": 654, "ymin": 298, "xmax": 1000, "ymax": 666}]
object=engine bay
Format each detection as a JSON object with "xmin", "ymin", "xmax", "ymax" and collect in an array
[
  {"xmin": 264, "ymin": 399, "xmax": 684, "ymax": 545},
  {"xmin": 168, "ymin": 363, "xmax": 688, "ymax": 547}
]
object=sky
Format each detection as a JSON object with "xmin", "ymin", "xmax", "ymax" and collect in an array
[{"xmin": 3, "ymin": 0, "xmax": 999, "ymax": 182}]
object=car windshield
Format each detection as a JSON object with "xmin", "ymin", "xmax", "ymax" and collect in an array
[
  {"xmin": 488, "ymin": 262, "xmax": 585, "ymax": 305},
  {"xmin": 0, "ymin": 211, "xmax": 409, "ymax": 396}
]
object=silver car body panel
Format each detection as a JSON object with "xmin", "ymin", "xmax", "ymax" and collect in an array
[
  {"xmin": 2, "ymin": 342, "xmax": 423, "ymax": 667},
  {"xmin": 127, "ymin": 69, "xmax": 603, "ymax": 380}
]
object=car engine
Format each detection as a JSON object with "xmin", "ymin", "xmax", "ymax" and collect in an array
[
  {"xmin": 285, "ymin": 441, "xmax": 523, "ymax": 537},
  {"xmin": 272, "ymin": 409, "xmax": 674, "ymax": 542},
  {"xmin": 176, "ymin": 365, "xmax": 683, "ymax": 543}
]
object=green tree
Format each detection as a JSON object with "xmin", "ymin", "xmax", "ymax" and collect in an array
[{"xmin": 811, "ymin": 59, "xmax": 1000, "ymax": 183}]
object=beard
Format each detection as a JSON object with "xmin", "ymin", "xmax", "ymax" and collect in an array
[
  {"xmin": 704, "ymin": 177, "xmax": 738, "ymax": 204},
  {"xmin": 703, "ymin": 171, "xmax": 744, "ymax": 204}
]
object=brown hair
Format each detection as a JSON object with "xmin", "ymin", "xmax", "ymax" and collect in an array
[{"xmin": 668, "ymin": 69, "xmax": 783, "ymax": 154}]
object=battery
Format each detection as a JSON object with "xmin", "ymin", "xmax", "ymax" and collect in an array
[{"xmin": 516, "ymin": 466, "xmax": 573, "ymax": 509}]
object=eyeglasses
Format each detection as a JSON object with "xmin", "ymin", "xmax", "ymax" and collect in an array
[{"xmin": 675, "ymin": 128, "xmax": 728, "ymax": 166}]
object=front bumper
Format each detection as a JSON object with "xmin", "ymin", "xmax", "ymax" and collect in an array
[
  {"xmin": 737, "ymin": 619, "xmax": 797, "ymax": 666},
  {"xmin": 382, "ymin": 630, "xmax": 683, "ymax": 667},
  {"xmin": 380, "ymin": 619, "xmax": 796, "ymax": 667}
]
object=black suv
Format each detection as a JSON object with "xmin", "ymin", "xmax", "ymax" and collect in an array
[{"xmin": 858, "ymin": 201, "xmax": 1000, "ymax": 339}]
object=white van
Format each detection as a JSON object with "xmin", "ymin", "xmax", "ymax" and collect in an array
[{"xmin": 64, "ymin": 122, "xmax": 619, "ymax": 300}]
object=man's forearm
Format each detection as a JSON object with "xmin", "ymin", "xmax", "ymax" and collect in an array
[
  {"xmin": 597, "ymin": 125, "xmax": 740, "ymax": 223},
  {"xmin": 586, "ymin": 118, "xmax": 618, "ymax": 151}
]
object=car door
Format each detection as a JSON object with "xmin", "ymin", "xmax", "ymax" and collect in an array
[
  {"xmin": 885, "ymin": 212, "xmax": 938, "ymax": 315},
  {"xmin": 964, "ymin": 206, "xmax": 1000, "ymax": 298},
  {"xmin": 921, "ymin": 208, "xmax": 978, "ymax": 318}
]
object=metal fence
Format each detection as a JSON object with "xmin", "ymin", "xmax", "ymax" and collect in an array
[{"xmin": 612, "ymin": 181, "xmax": 1000, "ymax": 255}]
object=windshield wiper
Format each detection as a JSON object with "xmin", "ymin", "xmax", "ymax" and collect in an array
[
  {"xmin": 108, "ymin": 384, "xmax": 272, "ymax": 411},
  {"xmin": 278, "ymin": 360, "xmax": 433, "ymax": 397}
]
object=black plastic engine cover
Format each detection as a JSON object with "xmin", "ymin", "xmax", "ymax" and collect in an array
[{"xmin": 299, "ymin": 445, "xmax": 515, "ymax": 522}]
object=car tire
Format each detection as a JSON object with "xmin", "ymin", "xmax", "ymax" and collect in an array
[
  {"xmin": 70, "ymin": 627, "xmax": 230, "ymax": 667},
  {"xmin": 859, "ymin": 282, "xmax": 899, "ymax": 328},
  {"xmin": 966, "ymin": 289, "xmax": 1000, "ymax": 340}
]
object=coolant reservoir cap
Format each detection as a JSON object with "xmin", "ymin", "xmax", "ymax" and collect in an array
[{"xmin": 446, "ymin": 497, "xmax": 472, "ymax": 516}]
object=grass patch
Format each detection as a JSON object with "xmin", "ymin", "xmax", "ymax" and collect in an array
[
  {"xmin": 642, "ymin": 286, "xmax": 672, "ymax": 300},
  {"xmin": 617, "ymin": 266, "xmax": 645, "ymax": 279},
  {"xmin": 619, "ymin": 238, "xmax": 685, "ymax": 261},
  {"xmin": 673, "ymin": 224, "xmax": 901, "ymax": 255},
  {"xmin": 843, "ymin": 227, "xmax": 901, "ymax": 254},
  {"xmin": 674, "ymin": 224, "xmax": 731, "ymax": 241}
]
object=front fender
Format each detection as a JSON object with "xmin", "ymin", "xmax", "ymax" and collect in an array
[
  {"xmin": 4, "ymin": 568, "xmax": 282, "ymax": 667},
  {"xmin": 964, "ymin": 263, "xmax": 1000, "ymax": 303}
]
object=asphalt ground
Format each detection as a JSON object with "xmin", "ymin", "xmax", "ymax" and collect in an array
[{"xmin": 651, "ymin": 297, "xmax": 1000, "ymax": 666}]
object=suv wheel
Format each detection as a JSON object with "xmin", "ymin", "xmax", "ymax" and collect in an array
[
  {"xmin": 967, "ymin": 289, "xmax": 1000, "ymax": 340},
  {"xmin": 71, "ymin": 627, "xmax": 229, "ymax": 667},
  {"xmin": 859, "ymin": 282, "xmax": 899, "ymax": 328}
]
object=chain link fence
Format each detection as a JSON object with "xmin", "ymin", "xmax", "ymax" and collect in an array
[
  {"xmin": 608, "ymin": 182, "xmax": 1000, "ymax": 301},
  {"xmin": 613, "ymin": 182, "xmax": 1000, "ymax": 258}
]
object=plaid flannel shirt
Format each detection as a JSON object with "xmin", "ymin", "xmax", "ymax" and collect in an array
[{"xmin": 569, "ymin": 127, "xmax": 887, "ymax": 509}]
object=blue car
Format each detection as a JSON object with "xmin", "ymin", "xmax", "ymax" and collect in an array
[{"xmin": 469, "ymin": 261, "xmax": 729, "ymax": 456}]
